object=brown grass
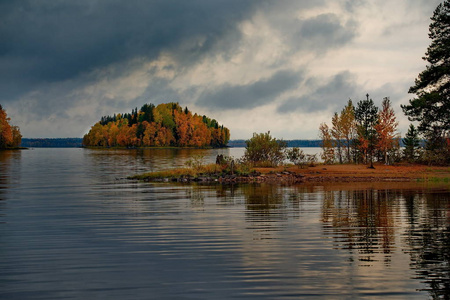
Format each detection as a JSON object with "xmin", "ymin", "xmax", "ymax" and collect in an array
[{"xmin": 255, "ymin": 163, "xmax": 450, "ymax": 181}]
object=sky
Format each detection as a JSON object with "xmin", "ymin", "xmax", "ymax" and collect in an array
[{"xmin": 0, "ymin": 0, "xmax": 443, "ymax": 139}]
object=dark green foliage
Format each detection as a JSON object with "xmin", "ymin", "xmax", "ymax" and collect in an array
[
  {"xmin": 403, "ymin": 124, "xmax": 421, "ymax": 162},
  {"xmin": 355, "ymin": 95, "xmax": 378, "ymax": 135},
  {"xmin": 201, "ymin": 115, "xmax": 219, "ymax": 129},
  {"xmin": 402, "ymin": 1, "xmax": 450, "ymax": 150},
  {"xmin": 100, "ymin": 114, "xmax": 117, "ymax": 125},
  {"xmin": 355, "ymin": 94, "xmax": 378, "ymax": 165},
  {"xmin": 136, "ymin": 122, "xmax": 145, "ymax": 140},
  {"xmin": 139, "ymin": 103, "xmax": 155, "ymax": 123}
]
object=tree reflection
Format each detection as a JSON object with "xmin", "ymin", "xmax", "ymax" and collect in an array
[
  {"xmin": 321, "ymin": 188, "xmax": 400, "ymax": 265},
  {"xmin": 185, "ymin": 182, "xmax": 450, "ymax": 297},
  {"xmin": 0, "ymin": 150, "xmax": 18, "ymax": 219},
  {"xmin": 320, "ymin": 185, "xmax": 450, "ymax": 298},
  {"xmin": 403, "ymin": 190, "xmax": 450, "ymax": 299}
]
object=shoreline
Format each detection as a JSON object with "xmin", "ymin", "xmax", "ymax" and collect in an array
[{"xmin": 130, "ymin": 163, "xmax": 450, "ymax": 184}]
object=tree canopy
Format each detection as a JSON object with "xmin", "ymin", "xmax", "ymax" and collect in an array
[
  {"xmin": 83, "ymin": 102, "xmax": 230, "ymax": 148},
  {"xmin": 402, "ymin": 0, "xmax": 450, "ymax": 143},
  {"xmin": 319, "ymin": 95, "xmax": 400, "ymax": 166}
]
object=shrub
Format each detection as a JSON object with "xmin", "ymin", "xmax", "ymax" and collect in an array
[
  {"xmin": 185, "ymin": 155, "xmax": 205, "ymax": 171},
  {"xmin": 244, "ymin": 132, "xmax": 287, "ymax": 167},
  {"xmin": 285, "ymin": 147, "xmax": 307, "ymax": 168}
]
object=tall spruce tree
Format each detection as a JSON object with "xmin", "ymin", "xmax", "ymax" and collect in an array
[
  {"xmin": 355, "ymin": 94, "xmax": 378, "ymax": 167},
  {"xmin": 403, "ymin": 124, "xmax": 421, "ymax": 162},
  {"xmin": 402, "ymin": 1, "xmax": 450, "ymax": 148}
]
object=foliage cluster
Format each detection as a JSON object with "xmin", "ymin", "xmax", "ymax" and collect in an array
[
  {"xmin": 319, "ymin": 96, "xmax": 400, "ymax": 166},
  {"xmin": 0, "ymin": 105, "xmax": 22, "ymax": 149},
  {"xmin": 243, "ymin": 132, "xmax": 317, "ymax": 168},
  {"xmin": 244, "ymin": 132, "xmax": 287, "ymax": 167},
  {"xmin": 83, "ymin": 102, "xmax": 230, "ymax": 148}
]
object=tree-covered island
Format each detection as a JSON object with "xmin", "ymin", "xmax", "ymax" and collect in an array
[{"xmin": 83, "ymin": 102, "xmax": 230, "ymax": 148}]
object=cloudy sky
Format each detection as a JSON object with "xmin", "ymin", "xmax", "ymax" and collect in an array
[{"xmin": 0, "ymin": 0, "xmax": 442, "ymax": 139}]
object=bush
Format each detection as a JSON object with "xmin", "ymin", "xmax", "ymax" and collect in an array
[
  {"xmin": 306, "ymin": 154, "xmax": 318, "ymax": 167},
  {"xmin": 419, "ymin": 148, "xmax": 450, "ymax": 166},
  {"xmin": 285, "ymin": 147, "xmax": 307, "ymax": 168},
  {"xmin": 244, "ymin": 132, "xmax": 287, "ymax": 167},
  {"xmin": 185, "ymin": 155, "xmax": 205, "ymax": 171}
]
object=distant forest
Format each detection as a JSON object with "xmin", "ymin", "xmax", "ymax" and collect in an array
[
  {"xmin": 21, "ymin": 138, "xmax": 325, "ymax": 148},
  {"xmin": 21, "ymin": 138, "xmax": 83, "ymax": 148},
  {"xmin": 83, "ymin": 103, "xmax": 230, "ymax": 148},
  {"xmin": 228, "ymin": 140, "xmax": 323, "ymax": 148}
]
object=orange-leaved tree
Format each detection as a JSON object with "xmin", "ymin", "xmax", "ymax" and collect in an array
[
  {"xmin": 375, "ymin": 97, "xmax": 398, "ymax": 164},
  {"xmin": 0, "ymin": 105, "xmax": 22, "ymax": 149}
]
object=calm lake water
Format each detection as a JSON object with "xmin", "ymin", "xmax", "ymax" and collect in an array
[{"xmin": 0, "ymin": 148, "xmax": 449, "ymax": 299}]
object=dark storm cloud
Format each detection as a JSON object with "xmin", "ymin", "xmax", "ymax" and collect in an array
[
  {"xmin": 0, "ymin": 0, "xmax": 258, "ymax": 103},
  {"xmin": 196, "ymin": 70, "xmax": 303, "ymax": 110},
  {"xmin": 298, "ymin": 13, "xmax": 356, "ymax": 52},
  {"xmin": 278, "ymin": 71, "xmax": 359, "ymax": 113}
]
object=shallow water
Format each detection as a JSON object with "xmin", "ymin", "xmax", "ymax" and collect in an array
[{"xmin": 0, "ymin": 148, "xmax": 449, "ymax": 299}]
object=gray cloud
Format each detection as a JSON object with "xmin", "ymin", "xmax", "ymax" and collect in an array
[
  {"xmin": 297, "ymin": 13, "xmax": 357, "ymax": 52},
  {"xmin": 0, "ymin": 0, "xmax": 258, "ymax": 103},
  {"xmin": 196, "ymin": 70, "xmax": 303, "ymax": 110},
  {"xmin": 0, "ymin": 0, "xmax": 441, "ymax": 138},
  {"xmin": 278, "ymin": 71, "xmax": 359, "ymax": 113}
]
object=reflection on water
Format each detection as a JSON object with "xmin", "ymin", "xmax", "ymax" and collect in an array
[
  {"xmin": 0, "ymin": 148, "xmax": 449, "ymax": 299},
  {"xmin": 186, "ymin": 183, "xmax": 450, "ymax": 298},
  {"xmin": 403, "ymin": 190, "xmax": 450, "ymax": 298}
]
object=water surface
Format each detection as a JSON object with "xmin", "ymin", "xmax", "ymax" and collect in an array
[{"xmin": 0, "ymin": 148, "xmax": 449, "ymax": 299}]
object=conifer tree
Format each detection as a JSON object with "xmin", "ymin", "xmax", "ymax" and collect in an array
[
  {"xmin": 402, "ymin": 1, "xmax": 450, "ymax": 150},
  {"xmin": 403, "ymin": 124, "xmax": 421, "ymax": 162},
  {"xmin": 355, "ymin": 94, "xmax": 378, "ymax": 167}
]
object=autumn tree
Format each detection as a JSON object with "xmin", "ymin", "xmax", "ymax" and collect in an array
[
  {"xmin": 331, "ymin": 112, "xmax": 344, "ymax": 163},
  {"xmin": 319, "ymin": 122, "xmax": 335, "ymax": 164},
  {"xmin": 402, "ymin": 1, "xmax": 450, "ymax": 161},
  {"xmin": 339, "ymin": 100, "xmax": 357, "ymax": 163},
  {"xmin": 0, "ymin": 105, "xmax": 22, "ymax": 149},
  {"xmin": 375, "ymin": 97, "xmax": 398, "ymax": 164}
]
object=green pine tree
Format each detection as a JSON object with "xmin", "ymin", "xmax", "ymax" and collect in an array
[
  {"xmin": 403, "ymin": 124, "xmax": 420, "ymax": 162},
  {"xmin": 402, "ymin": 1, "xmax": 450, "ymax": 150}
]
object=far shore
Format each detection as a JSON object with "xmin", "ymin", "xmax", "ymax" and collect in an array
[{"xmin": 129, "ymin": 163, "xmax": 450, "ymax": 185}]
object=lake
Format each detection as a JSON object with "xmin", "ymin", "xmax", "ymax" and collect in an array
[{"xmin": 0, "ymin": 148, "xmax": 449, "ymax": 299}]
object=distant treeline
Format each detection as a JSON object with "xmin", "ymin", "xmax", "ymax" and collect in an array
[
  {"xmin": 21, "ymin": 138, "xmax": 324, "ymax": 148},
  {"xmin": 228, "ymin": 140, "xmax": 323, "ymax": 148},
  {"xmin": 21, "ymin": 138, "xmax": 83, "ymax": 148}
]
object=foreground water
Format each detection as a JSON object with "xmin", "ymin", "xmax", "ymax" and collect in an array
[{"xmin": 0, "ymin": 148, "xmax": 449, "ymax": 299}]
